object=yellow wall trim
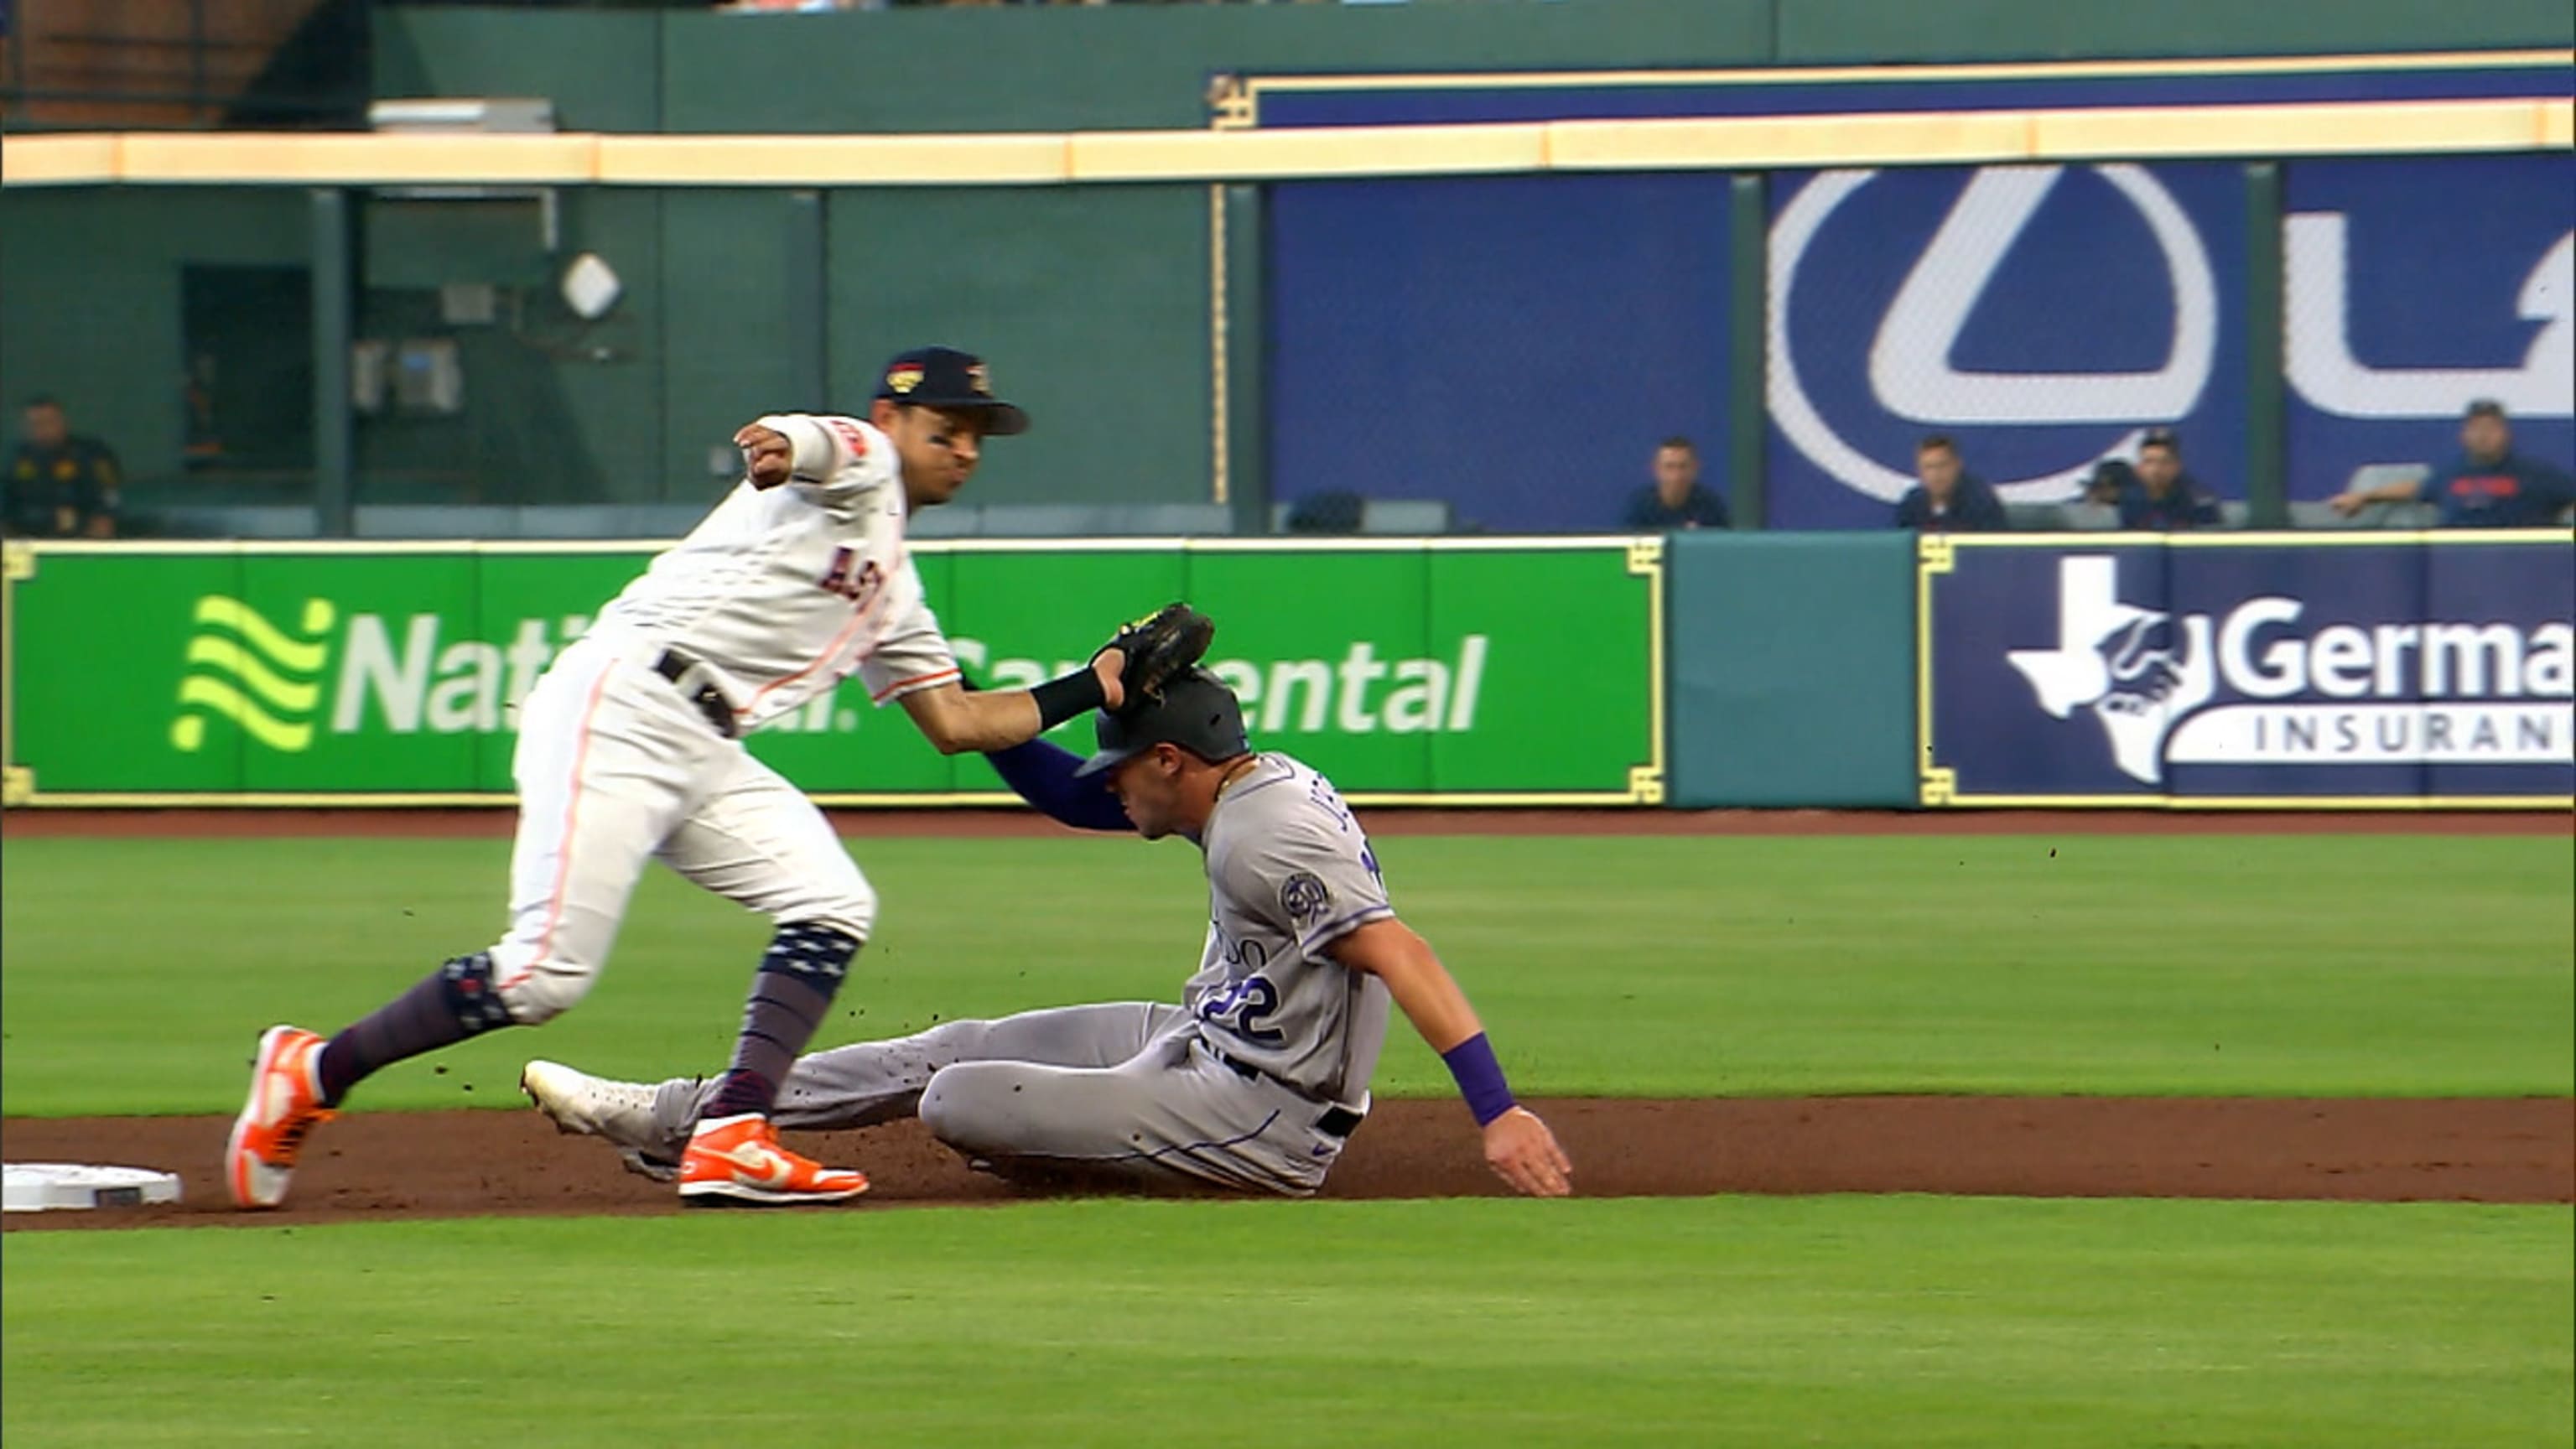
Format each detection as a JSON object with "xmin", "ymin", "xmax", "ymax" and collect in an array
[{"xmin": 8, "ymin": 98, "xmax": 2567, "ymax": 190}]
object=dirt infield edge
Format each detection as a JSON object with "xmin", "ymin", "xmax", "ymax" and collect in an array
[{"xmin": 4, "ymin": 1095, "xmax": 2568, "ymax": 1231}]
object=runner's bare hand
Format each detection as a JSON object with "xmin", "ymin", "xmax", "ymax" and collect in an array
[{"xmin": 1484, "ymin": 1107, "xmax": 1573, "ymax": 1197}]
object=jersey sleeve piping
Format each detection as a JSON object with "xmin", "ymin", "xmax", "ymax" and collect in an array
[
  {"xmin": 1300, "ymin": 903, "xmax": 1395, "ymax": 957},
  {"xmin": 868, "ymin": 666, "xmax": 962, "ymax": 705}
]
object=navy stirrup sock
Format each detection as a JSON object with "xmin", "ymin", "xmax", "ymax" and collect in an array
[
  {"xmin": 703, "ymin": 923, "xmax": 864, "ymax": 1121},
  {"xmin": 319, "ymin": 953, "xmax": 517, "ymax": 1107}
]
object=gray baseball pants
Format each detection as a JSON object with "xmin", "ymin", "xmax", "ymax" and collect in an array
[{"xmin": 641, "ymin": 1002, "xmax": 1353, "ymax": 1196}]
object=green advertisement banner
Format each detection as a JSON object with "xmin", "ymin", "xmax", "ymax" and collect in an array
[{"xmin": 1, "ymin": 538, "xmax": 1663, "ymax": 806}]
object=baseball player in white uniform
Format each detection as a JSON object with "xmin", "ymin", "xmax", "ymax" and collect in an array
[
  {"xmin": 227, "ymin": 345, "xmax": 1195, "ymax": 1210},
  {"xmin": 522, "ymin": 668, "xmax": 1576, "ymax": 1199}
]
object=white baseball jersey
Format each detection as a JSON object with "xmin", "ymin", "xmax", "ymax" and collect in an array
[{"xmin": 589, "ymin": 413, "xmax": 959, "ymax": 730}]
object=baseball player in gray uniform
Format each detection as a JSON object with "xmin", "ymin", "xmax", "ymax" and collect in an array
[{"xmin": 524, "ymin": 668, "xmax": 1573, "ymax": 1197}]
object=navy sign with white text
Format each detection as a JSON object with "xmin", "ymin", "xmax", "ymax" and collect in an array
[
  {"xmin": 1767, "ymin": 164, "xmax": 2247, "ymax": 530},
  {"xmin": 1922, "ymin": 537, "xmax": 2575, "ymax": 806},
  {"xmin": 2284, "ymin": 153, "xmax": 2576, "ymax": 499}
]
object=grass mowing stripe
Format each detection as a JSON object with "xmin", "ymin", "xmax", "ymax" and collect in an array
[
  {"xmin": 3, "ymin": 1197, "xmax": 2568, "ymax": 1448},
  {"xmin": 3, "ymin": 834, "xmax": 2568, "ymax": 1114}
]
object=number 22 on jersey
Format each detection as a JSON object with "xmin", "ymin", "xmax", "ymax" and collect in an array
[{"xmin": 1199, "ymin": 974, "xmax": 1285, "ymax": 1045}]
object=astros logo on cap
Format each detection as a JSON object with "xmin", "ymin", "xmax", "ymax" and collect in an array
[
  {"xmin": 966, "ymin": 362, "xmax": 992, "ymax": 395},
  {"xmin": 886, "ymin": 365, "xmax": 924, "ymax": 394}
]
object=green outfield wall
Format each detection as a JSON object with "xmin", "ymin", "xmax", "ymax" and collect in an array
[{"xmin": 0, "ymin": 538, "xmax": 1662, "ymax": 807}]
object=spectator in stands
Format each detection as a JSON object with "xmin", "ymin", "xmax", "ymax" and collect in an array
[
  {"xmin": 2329, "ymin": 400, "xmax": 2576, "ymax": 527},
  {"xmin": 5, "ymin": 397, "xmax": 122, "ymax": 538},
  {"xmin": 2116, "ymin": 428, "xmax": 2221, "ymax": 530},
  {"xmin": 1285, "ymin": 489, "xmax": 1364, "ymax": 535},
  {"xmin": 2082, "ymin": 458, "xmax": 2136, "ymax": 507},
  {"xmin": 1621, "ymin": 435, "xmax": 1730, "ymax": 531},
  {"xmin": 1893, "ymin": 435, "xmax": 2004, "ymax": 532}
]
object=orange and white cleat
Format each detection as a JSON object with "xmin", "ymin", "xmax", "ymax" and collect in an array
[
  {"xmin": 225, "ymin": 1026, "xmax": 338, "ymax": 1209},
  {"xmin": 677, "ymin": 1113, "xmax": 869, "ymax": 1208}
]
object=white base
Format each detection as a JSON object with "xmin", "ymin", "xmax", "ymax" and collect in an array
[{"xmin": 3, "ymin": 1162, "xmax": 184, "ymax": 1213}]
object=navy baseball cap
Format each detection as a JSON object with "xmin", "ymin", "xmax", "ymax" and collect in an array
[
  {"xmin": 874, "ymin": 345, "xmax": 1030, "ymax": 435},
  {"xmin": 1074, "ymin": 668, "xmax": 1250, "ymax": 778}
]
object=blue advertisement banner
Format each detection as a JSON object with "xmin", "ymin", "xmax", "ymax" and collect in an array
[
  {"xmin": 1246, "ymin": 57, "xmax": 2572, "ymax": 128},
  {"xmin": 2283, "ymin": 153, "xmax": 2576, "ymax": 501},
  {"xmin": 1265, "ymin": 173, "xmax": 1732, "ymax": 534},
  {"xmin": 1920, "ymin": 535, "xmax": 2576, "ymax": 806},
  {"xmin": 1765, "ymin": 163, "xmax": 2246, "ymax": 530}
]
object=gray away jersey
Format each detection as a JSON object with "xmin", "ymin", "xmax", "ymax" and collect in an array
[{"xmin": 1187, "ymin": 753, "xmax": 1394, "ymax": 1107}]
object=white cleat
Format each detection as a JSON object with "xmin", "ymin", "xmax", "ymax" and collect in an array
[{"xmin": 522, "ymin": 1060, "xmax": 679, "ymax": 1181}]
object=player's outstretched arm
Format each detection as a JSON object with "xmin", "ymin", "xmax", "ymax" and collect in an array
[
  {"xmin": 1327, "ymin": 919, "xmax": 1572, "ymax": 1198},
  {"xmin": 899, "ymin": 655, "xmax": 1126, "ymax": 756},
  {"xmin": 734, "ymin": 416, "xmax": 873, "ymax": 492},
  {"xmin": 896, "ymin": 605, "xmax": 1209, "ymax": 756},
  {"xmin": 944, "ymin": 675, "xmax": 1135, "ymax": 832},
  {"xmin": 983, "ymin": 737, "xmax": 1136, "ymax": 833}
]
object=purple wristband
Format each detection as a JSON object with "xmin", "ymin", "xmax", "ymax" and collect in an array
[{"xmin": 1441, "ymin": 1032, "xmax": 1516, "ymax": 1127}]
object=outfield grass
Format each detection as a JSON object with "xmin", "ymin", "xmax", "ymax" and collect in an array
[
  {"xmin": 4, "ymin": 1196, "xmax": 2568, "ymax": 1449},
  {"xmin": 2, "ymin": 833, "xmax": 2569, "ymax": 1115}
]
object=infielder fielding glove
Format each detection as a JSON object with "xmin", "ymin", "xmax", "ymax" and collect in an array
[{"xmin": 1098, "ymin": 602, "xmax": 1216, "ymax": 703}]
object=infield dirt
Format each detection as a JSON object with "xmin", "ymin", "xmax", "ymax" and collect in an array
[{"xmin": 3, "ymin": 1095, "xmax": 2568, "ymax": 1231}]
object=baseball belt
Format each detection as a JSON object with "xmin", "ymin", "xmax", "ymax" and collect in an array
[
  {"xmin": 1212, "ymin": 1047, "xmax": 1364, "ymax": 1139},
  {"xmin": 652, "ymin": 648, "xmax": 740, "ymax": 740}
]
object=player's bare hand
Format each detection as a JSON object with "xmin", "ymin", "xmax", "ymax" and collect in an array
[
  {"xmin": 733, "ymin": 423, "xmax": 795, "ymax": 489},
  {"xmin": 1093, "ymin": 649, "xmax": 1127, "ymax": 713},
  {"xmin": 2327, "ymin": 491, "xmax": 2368, "ymax": 517},
  {"xmin": 1483, "ymin": 1107, "xmax": 1572, "ymax": 1197}
]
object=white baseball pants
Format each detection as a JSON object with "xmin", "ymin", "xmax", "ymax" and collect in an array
[{"xmin": 487, "ymin": 636, "xmax": 875, "ymax": 1024}]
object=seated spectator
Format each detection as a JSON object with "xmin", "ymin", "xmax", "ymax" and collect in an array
[
  {"xmin": 1285, "ymin": 489, "xmax": 1363, "ymax": 535},
  {"xmin": 2116, "ymin": 428, "xmax": 2221, "ymax": 530},
  {"xmin": 1893, "ymin": 435, "xmax": 2004, "ymax": 532},
  {"xmin": 5, "ymin": 396, "xmax": 122, "ymax": 538},
  {"xmin": 2329, "ymin": 400, "xmax": 2576, "ymax": 527},
  {"xmin": 2083, "ymin": 458, "xmax": 2137, "ymax": 507},
  {"xmin": 1621, "ymin": 436, "xmax": 1730, "ymax": 531}
]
